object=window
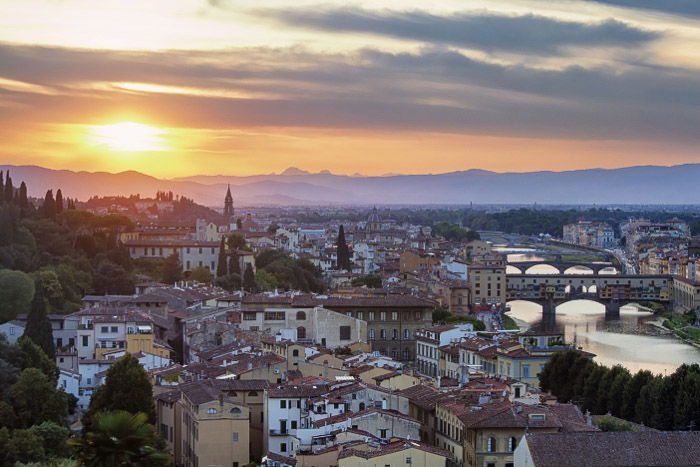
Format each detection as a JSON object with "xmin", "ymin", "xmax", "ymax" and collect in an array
[
  {"xmin": 264, "ymin": 312, "xmax": 285, "ymax": 321},
  {"xmin": 380, "ymin": 329, "xmax": 386, "ymax": 339},
  {"xmin": 359, "ymin": 402, "xmax": 365, "ymax": 410},
  {"xmin": 296, "ymin": 311, "xmax": 306, "ymax": 320},
  {"xmin": 369, "ymin": 329, "xmax": 375, "ymax": 340},
  {"xmin": 339, "ymin": 326, "xmax": 351, "ymax": 340},
  {"xmin": 392, "ymin": 311, "xmax": 398, "ymax": 321},
  {"xmin": 247, "ymin": 391, "xmax": 257, "ymax": 396},
  {"xmin": 508, "ymin": 437, "xmax": 517, "ymax": 452},
  {"xmin": 487, "ymin": 437, "xmax": 496, "ymax": 452},
  {"xmin": 379, "ymin": 429, "xmax": 387, "ymax": 438},
  {"xmin": 9, "ymin": 327, "xmax": 14, "ymax": 335},
  {"xmin": 406, "ymin": 457, "xmax": 412, "ymax": 464},
  {"xmin": 529, "ymin": 414, "xmax": 545, "ymax": 421},
  {"xmin": 280, "ymin": 443, "xmax": 287, "ymax": 452},
  {"xmin": 522, "ymin": 364, "xmax": 530, "ymax": 378},
  {"xmin": 110, "ymin": 326, "xmax": 118, "ymax": 333},
  {"xmin": 82, "ymin": 336, "xmax": 89, "ymax": 347},
  {"xmin": 369, "ymin": 312, "xmax": 375, "ymax": 321},
  {"xmin": 297, "ymin": 326, "xmax": 306, "ymax": 339},
  {"xmin": 280, "ymin": 400, "xmax": 287, "ymax": 408},
  {"xmin": 101, "ymin": 326, "xmax": 108, "ymax": 333},
  {"xmin": 392, "ymin": 329, "xmax": 398, "ymax": 340},
  {"xmin": 380, "ymin": 311, "xmax": 386, "ymax": 321},
  {"xmin": 357, "ymin": 311, "xmax": 363, "ymax": 320},
  {"xmin": 232, "ymin": 432, "xmax": 239, "ymax": 441},
  {"xmin": 403, "ymin": 329, "xmax": 410, "ymax": 339},
  {"xmin": 291, "ymin": 420, "xmax": 297, "ymax": 429},
  {"xmin": 414, "ymin": 311, "xmax": 422, "ymax": 320},
  {"xmin": 292, "ymin": 349, "xmax": 300, "ymax": 357},
  {"xmin": 207, "ymin": 408, "xmax": 218, "ymax": 414}
]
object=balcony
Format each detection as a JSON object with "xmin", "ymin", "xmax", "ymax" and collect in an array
[
  {"xmin": 78, "ymin": 323, "xmax": 93, "ymax": 330},
  {"xmin": 269, "ymin": 429, "xmax": 289, "ymax": 436}
]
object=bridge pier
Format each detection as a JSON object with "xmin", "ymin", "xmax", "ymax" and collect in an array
[{"xmin": 605, "ymin": 301, "xmax": 621, "ymax": 317}]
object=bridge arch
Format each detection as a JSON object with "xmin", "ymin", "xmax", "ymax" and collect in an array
[
  {"xmin": 524, "ymin": 264, "xmax": 561, "ymax": 275},
  {"xmin": 563, "ymin": 265, "xmax": 594, "ymax": 275}
]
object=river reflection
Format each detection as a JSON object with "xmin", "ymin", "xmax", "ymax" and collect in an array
[{"xmin": 506, "ymin": 300, "xmax": 700, "ymax": 374}]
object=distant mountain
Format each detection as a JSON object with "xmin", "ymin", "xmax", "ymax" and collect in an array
[{"xmin": 2, "ymin": 163, "xmax": 699, "ymax": 207}]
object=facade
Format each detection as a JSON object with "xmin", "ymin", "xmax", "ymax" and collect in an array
[
  {"xmin": 179, "ymin": 381, "xmax": 251, "ymax": 467},
  {"xmin": 563, "ymin": 221, "xmax": 615, "ymax": 248},
  {"xmin": 468, "ymin": 255, "xmax": 507, "ymax": 306},
  {"xmin": 416, "ymin": 324, "xmax": 475, "ymax": 378},
  {"xmin": 124, "ymin": 239, "xmax": 220, "ymax": 275}
]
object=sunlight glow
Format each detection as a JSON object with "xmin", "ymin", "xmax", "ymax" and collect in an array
[{"xmin": 88, "ymin": 122, "xmax": 168, "ymax": 152}]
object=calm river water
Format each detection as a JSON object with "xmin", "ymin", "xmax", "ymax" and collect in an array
[{"xmin": 506, "ymin": 301, "xmax": 700, "ymax": 375}]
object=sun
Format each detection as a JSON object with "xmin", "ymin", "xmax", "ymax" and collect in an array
[{"xmin": 88, "ymin": 122, "xmax": 167, "ymax": 151}]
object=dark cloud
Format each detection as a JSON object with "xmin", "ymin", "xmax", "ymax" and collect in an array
[
  {"xmin": 0, "ymin": 43, "xmax": 699, "ymax": 143},
  {"xmin": 584, "ymin": 0, "xmax": 700, "ymax": 19},
  {"xmin": 258, "ymin": 7, "xmax": 659, "ymax": 54}
]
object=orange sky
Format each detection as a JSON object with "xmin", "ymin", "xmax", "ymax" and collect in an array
[{"xmin": 0, "ymin": 0, "xmax": 699, "ymax": 177}]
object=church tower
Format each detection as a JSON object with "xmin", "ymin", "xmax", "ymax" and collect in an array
[{"xmin": 224, "ymin": 185, "xmax": 234, "ymax": 218}]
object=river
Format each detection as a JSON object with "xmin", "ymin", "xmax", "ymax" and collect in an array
[{"xmin": 506, "ymin": 300, "xmax": 700, "ymax": 375}]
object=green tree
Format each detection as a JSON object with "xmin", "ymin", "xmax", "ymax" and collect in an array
[
  {"xmin": 23, "ymin": 283, "xmax": 56, "ymax": 359},
  {"xmin": 69, "ymin": 411, "xmax": 170, "ymax": 467},
  {"xmin": 636, "ymin": 376, "xmax": 661, "ymax": 427},
  {"xmin": 227, "ymin": 232, "xmax": 247, "ymax": 251},
  {"xmin": 92, "ymin": 260, "xmax": 134, "ymax": 295},
  {"xmin": 216, "ymin": 237, "xmax": 227, "ymax": 277},
  {"xmin": 8, "ymin": 368, "xmax": 68, "ymax": 428},
  {"xmin": 336, "ymin": 224, "xmax": 351, "ymax": 271},
  {"xmin": 228, "ymin": 252, "xmax": 240, "ymax": 276},
  {"xmin": 606, "ymin": 366, "xmax": 632, "ymax": 417},
  {"xmin": 86, "ymin": 354, "xmax": 155, "ymax": 424},
  {"xmin": 5, "ymin": 428, "xmax": 45, "ymax": 465},
  {"xmin": 351, "ymin": 274, "xmax": 382, "ymax": 288},
  {"xmin": 160, "ymin": 254, "xmax": 182, "ymax": 285},
  {"xmin": 43, "ymin": 190, "xmax": 57, "ymax": 220},
  {"xmin": 5, "ymin": 171, "xmax": 14, "ymax": 203},
  {"xmin": 55, "ymin": 189, "xmax": 64, "ymax": 214},
  {"xmin": 582, "ymin": 365, "xmax": 608, "ymax": 413},
  {"xmin": 243, "ymin": 263, "xmax": 256, "ymax": 292},
  {"xmin": 189, "ymin": 266, "xmax": 212, "ymax": 283},
  {"xmin": 431, "ymin": 307, "xmax": 452, "ymax": 324},
  {"xmin": 0, "ymin": 269, "xmax": 35, "ymax": 322},
  {"xmin": 621, "ymin": 370, "xmax": 654, "ymax": 422},
  {"xmin": 18, "ymin": 181, "xmax": 28, "ymax": 210},
  {"xmin": 31, "ymin": 421, "xmax": 70, "ymax": 459},
  {"xmin": 216, "ymin": 273, "xmax": 241, "ymax": 292},
  {"xmin": 673, "ymin": 368, "xmax": 700, "ymax": 430},
  {"xmin": 254, "ymin": 269, "xmax": 279, "ymax": 291},
  {"xmin": 595, "ymin": 416, "xmax": 634, "ymax": 432}
]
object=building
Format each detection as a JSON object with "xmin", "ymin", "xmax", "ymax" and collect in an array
[
  {"xmin": 179, "ymin": 380, "xmax": 251, "ymax": 467},
  {"xmin": 435, "ymin": 400, "xmax": 595, "ymax": 467},
  {"xmin": 124, "ymin": 239, "xmax": 220, "ymax": 275},
  {"xmin": 468, "ymin": 254, "xmax": 507, "ymax": 306},
  {"xmin": 400, "ymin": 250, "xmax": 440, "ymax": 274},
  {"xmin": 415, "ymin": 324, "xmax": 475, "ymax": 378},
  {"xmin": 514, "ymin": 431, "xmax": 700, "ymax": 467},
  {"xmin": 563, "ymin": 221, "xmax": 615, "ymax": 248},
  {"xmin": 224, "ymin": 185, "xmax": 234, "ymax": 219},
  {"xmin": 338, "ymin": 440, "xmax": 452, "ymax": 467}
]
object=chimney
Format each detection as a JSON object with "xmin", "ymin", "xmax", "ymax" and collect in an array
[{"xmin": 219, "ymin": 393, "xmax": 224, "ymax": 407}]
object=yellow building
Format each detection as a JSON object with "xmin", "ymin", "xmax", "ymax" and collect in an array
[
  {"xmin": 338, "ymin": 440, "xmax": 452, "ymax": 467},
  {"xmin": 178, "ymin": 380, "xmax": 251, "ymax": 467},
  {"xmin": 468, "ymin": 254, "xmax": 507, "ymax": 305},
  {"xmin": 434, "ymin": 400, "xmax": 594, "ymax": 467}
]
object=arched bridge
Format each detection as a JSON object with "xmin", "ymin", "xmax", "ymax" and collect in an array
[{"xmin": 507, "ymin": 261, "xmax": 619, "ymax": 275}]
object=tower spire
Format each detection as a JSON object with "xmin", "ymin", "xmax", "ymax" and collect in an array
[{"xmin": 224, "ymin": 184, "xmax": 234, "ymax": 218}]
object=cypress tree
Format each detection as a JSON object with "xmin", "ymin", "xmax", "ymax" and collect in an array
[
  {"xmin": 0, "ymin": 170, "xmax": 4, "ymax": 203},
  {"xmin": 23, "ymin": 283, "xmax": 56, "ymax": 360},
  {"xmin": 216, "ymin": 237, "xmax": 227, "ymax": 277},
  {"xmin": 18, "ymin": 182, "xmax": 28, "ymax": 209},
  {"xmin": 43, "ymin": 190, "xmax": 56, "ymax": 219},
  {"xmin": 582, "ymin": 365, "xmax": 608, "ymax": 413},
  {"xmin": 243, "ymin": 263, "xmax": 255, "ymax": 291},
  {"xmin": 4, "ymin": 172, "xmax": 13, "ymax": 203},
  {"xmin": 336, "ymin": 224, "xmax": 351, "ymax": 271},
  {"xmin": 228, "ymin": 252, "xmax": 240, "ymax": 276},
  {"xmin": 55, "ymin": 189, "xmax": 63, "ymax": 214}
]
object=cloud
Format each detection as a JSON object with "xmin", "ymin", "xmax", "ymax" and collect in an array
[
  {"xmin": 258, "ymin": 7, "xmax": 659, "ymax": 54},
  {"xmin": 583, "ymin": 0, "xmax": 700, "ymax": 19},
  {"xmin": 0, "ymin": 42, "xmax": 699, "ymax": 144}
]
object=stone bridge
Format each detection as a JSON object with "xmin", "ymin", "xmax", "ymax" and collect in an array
[{"xmin": 507, "ymin": 261, "xmax": 619, "ymax": 275}]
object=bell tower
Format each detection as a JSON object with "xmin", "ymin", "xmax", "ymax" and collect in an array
[{"xmin": 224, "ymin": 185, "xmax": 234, "ymax": 218}]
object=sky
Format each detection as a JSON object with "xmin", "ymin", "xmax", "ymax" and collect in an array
[{"xmin": 1, "ymin": 0, "xmax": 699, "ymax": 178}]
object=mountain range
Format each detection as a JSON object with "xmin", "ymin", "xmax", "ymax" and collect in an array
[{"xmin": 1, "ymin": 164, "xmax": 698, "ymax": 207}]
